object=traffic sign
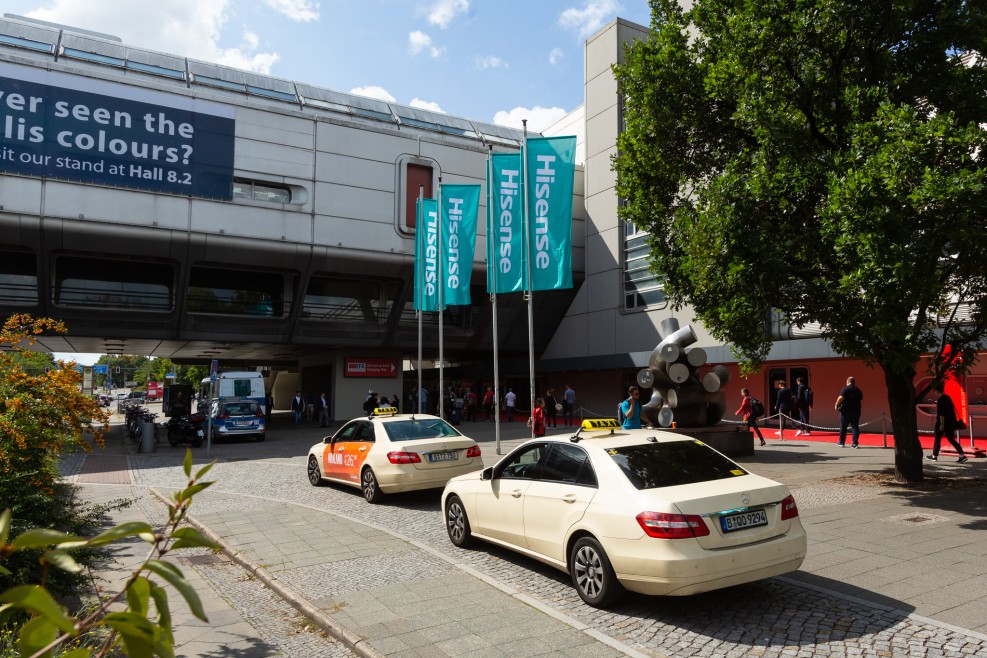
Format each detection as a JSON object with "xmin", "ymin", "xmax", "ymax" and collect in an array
[{"xmin": 93, "ymin": 365, "xmax": 108, "ymax": 374}]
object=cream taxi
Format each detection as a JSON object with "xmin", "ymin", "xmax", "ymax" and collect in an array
[
  {"xmin": 307, "ymin": 407, "xmax": 483, "ymax": 503},
  {"xmin": 441, "ymin": 418, "xmax": 807, "ymax": 607}
]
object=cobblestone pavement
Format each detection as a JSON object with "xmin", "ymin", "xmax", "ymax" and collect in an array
[{"xmin": 124, "ymin": 430, "xmax": 987, "ymax": 658}]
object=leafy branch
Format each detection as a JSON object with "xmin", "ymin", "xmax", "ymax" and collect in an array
[{"xmin": 0, "ymin": 450, "xmax": 217, "ymax": 658}]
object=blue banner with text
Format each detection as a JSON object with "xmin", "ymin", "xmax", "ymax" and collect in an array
[{"xmin": 0, "ymin": 62, "xmax": 234, "ymax": 200}]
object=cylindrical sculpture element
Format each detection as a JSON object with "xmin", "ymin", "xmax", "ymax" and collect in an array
[
  {"xmin": 637, "ymin": 368, "xmax": 655, "ymax": 389},
  {"xmin": 702, "ymin": 364, "xmax": 731, "ymax": 393},
  {"xmin": 660, "ymin": 317, "xmax": 681, "ymax": 340},
  {"xmin": 660, "ymin": 343, "xmax": 681, "ymax": 363},
  {"xmin": 667, "ymin": 362, "xmax": 690, "ymax": 384},
  {"xmin": 685, "ymin": 347, "xmax": 708, "ymax": 368},
  {"xmin": 657, "ymin": 406, "xmax": 675, "ymax": 427},
  {"xmin": 666, "ymin": 385, "xmax": 705, "ymax": 409}
]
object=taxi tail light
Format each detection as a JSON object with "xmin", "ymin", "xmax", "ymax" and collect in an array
[
  {"xmin": 636, "ymin": 512, "xmax": 710, "ymax": 539},
  {"xmin": 217, "ymin": 413, "xmax": 230, "ymax": 419},
  {"xmin": 255, "ymin": 411, "xmax": 265, "ymax": 418},
  {"xmin": 780, "ymin": 494, "xmax": 799, "ymax": 520},
  {"xmin": 465, "ymin": 445, "xmax": 481, "ymax": 458},
  {"xmin": 387, "ymin": 451, "xmax": 421, "ymax": 464}
]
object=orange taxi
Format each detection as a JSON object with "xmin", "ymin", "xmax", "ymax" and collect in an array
[{"xmin": 306, "ymin": 406, "xmax": 483, "ymax": 503}]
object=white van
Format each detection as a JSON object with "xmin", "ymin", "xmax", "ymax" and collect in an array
[{"xmin": 200, "ymin": 372, "xmax": 266, "ymax": 412}]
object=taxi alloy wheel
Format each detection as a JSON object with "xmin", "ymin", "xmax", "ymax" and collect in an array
[
  {"xmin": 307, "ymin": 456, "xmax": 325, "ymax": 486},
  {"xmin": 361, "ymin": 467, "xmax": 383, "ymax": 504},
  {"xmin": 445, "ymin": 495, "xmax": 474, "ymax": 548},
  {"xmin": 570, "ymin": 536, "xmax": 624, "ymax": 608}
]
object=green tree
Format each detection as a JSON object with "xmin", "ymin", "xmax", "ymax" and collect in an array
[{"xmin": 613, "ymin": 0, "xmax": 987, "ymax": 482}]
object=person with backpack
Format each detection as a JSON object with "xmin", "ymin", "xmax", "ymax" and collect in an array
[
  {"xmin": 794, "ymin": 376, "xmax": 813, "ymax": 436},
  {"xmin": 834, "ymin": 376, "xmax": 864, "ymax": 448},
  {"xmin": 735, "ymin": 388, "xmax": 765, "ymax": 446},
  {"xmin": 927, "ymin": 381, "xmax": 968, "ymax": 463}
]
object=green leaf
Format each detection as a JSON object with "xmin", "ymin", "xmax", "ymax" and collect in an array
[
  {"xmin": 127, "ymin": 576, "xmax": 151, "ymax": 617},
  {"xmin": 85, "ymin": 521, "xmax": 155, "ymax": 547},
  {"xmin": 18, "ymin": 615, "xmax": 57, "ymax": 658},
  {"xmin": 0, "ymin": 508, "xmax": 11, "ymax": 544},
  {"xmin": 61, "ymin": 649, "xmax": 92, "ymax": 658},
  {"xmin": 144, "ymin": 560, "xmax": 208, "ymax": 622},
  {"xmin": 170, "ymin": 527, "xmax": 218, "ymax": 551},
  {"xmin": 183, "ymin": 449, "xmax": 193, "ymax": 477},
  {"xmin": 0, "ymin": 585, "xmax": 77, "ymax": 634},
  {"xmin": 41, "ymin": 549, "xmax": 83, "ymax": 574},
  {"xmin": 194, "ymin": 461, "xmax": 215, "ymax": 480},
  {"xmin": 104, "ymin": 613, "xmax": 154, "ymax": 658},
  {"xmin": 11, "ymin": 528, "xmax": 82, "ymax": 549},
  {"xmin": 149, "ymin": 582, "xmax": 174, "ymax": 649},
  {"xmin": 177, "ymin": 482, "xmax": 212, "ymax": 502},
  {"xmin": 0, "ymin": 564, "xmax": 10, "ymax": 576}
]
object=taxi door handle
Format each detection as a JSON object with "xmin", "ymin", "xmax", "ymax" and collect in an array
[
  {"xmin": 511, "ymin": 489, "xmax": 523, "ymax": 498},
  {"xmin": 563, "ymin": 494, "xmax": 577, "ymax": 504}
]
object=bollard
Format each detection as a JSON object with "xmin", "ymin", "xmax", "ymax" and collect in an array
[
  {"xmin": 882, "ymin": 413, "xmax": 887, "ymax": 448},
  {"xmin": 140, "ymin": 420, "xmax": 156, "ymax": 453}
]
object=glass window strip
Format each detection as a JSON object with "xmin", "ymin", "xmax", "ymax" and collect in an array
[
  {"xmin": 0, "ymin": 34, "xmax": 53, "ymax": 53},
  {"xmin": 193, "ymin": 75, "xmax": 245, "ymax": 92},
  {"xmin": 62, "ymin": 47, "xmax": 124, "ymax": 67},
  {"xmin": 126, "ymin": 60, "xmax": 185, "ymax": 80},
  {"xmin": 245, "ymin": 85, "xmax": 297, "ymax": 103}
]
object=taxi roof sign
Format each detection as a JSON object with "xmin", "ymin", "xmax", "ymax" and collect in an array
[
  {"xmin": 373, "ymin": 406, "xmax": 399, "ymax": 416},
  {"xmin": 581, "ymin": 418, "xmax": 621, "ymax": 430}
]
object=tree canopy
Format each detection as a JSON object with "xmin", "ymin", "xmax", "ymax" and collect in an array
[{"xmin": 613, "ymin": 0, "xmax": 987, "ymax": 481}]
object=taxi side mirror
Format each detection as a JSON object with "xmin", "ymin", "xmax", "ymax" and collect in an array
[{"xmin": 481, "ymin": 467, "xmax": 494, "ymax": 481}]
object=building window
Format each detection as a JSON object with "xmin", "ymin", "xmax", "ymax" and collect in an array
[
  {"xmin": 232, "ymin": 178, "xmax": 291, "ymax": 204},
  {"xmin": 623, "ymin": 221, "xmax": 666, "ymax": 310},
  {"xmin": 53, "ymin": 256, "xmax": 173, "ymax": 310},
  {"xmin": 302, "ymin": 276, "xmax": 400, "ymax": 324},
  {"xmin": 187, "ymin": 266, "xmax": 288, "ymax": 317},
  {"xmin": 0, "ymin": 250, "xmax": 38, "ymax": 305},
  {"xmin": 405, "ymin": 163, "xmax": 434, "ymax": 229}
]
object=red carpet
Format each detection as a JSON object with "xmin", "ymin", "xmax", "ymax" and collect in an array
[{"xmin": 765, "ymin": 428, "xmax": 985, "ymax": 456}]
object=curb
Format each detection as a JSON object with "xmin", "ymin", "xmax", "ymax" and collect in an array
[{"xmin": 148, "ymin": 487, "xmax": 386, "ymax": 658}]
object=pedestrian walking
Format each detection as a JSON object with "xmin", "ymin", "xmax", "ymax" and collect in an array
[
  {"xmin": 528, "ymin": 397, "xmax": 546, "ymax": 437},
  {"xmin": 305, "ymin": 390, "xmax": 315, "ymax": 421},
  {"xmin": 794, "ymin": 376, "xmax": 813, "ymax": 436},
  {"xmin": 504, "ymin": 388, "xmax": 517, "ymax": 422},
  {"xmin": 928, "ymin": 381, "xmax": 969, "ymax": 463},
  {"xmin": 265, "ymin": 392, "xmax": 273, "ymax": 423},
  {"xmin": 774, "ymin": 379, "xmax": 793, "ymax": 437},
  {"xmin": 464, "ymin": 387, "xmax": 477, "ymax": 422},
  {"xmin": 835, "ymin": 376, "xmax": 863, "ymax": 448},
  {"xmin": 290, "ymin": 390, "xmax": 305, "ymax": 427},
  {"xmin": 318, "ymin": 391, "xmax": 330, "ymax": 427},
  {"xmin": 735, "ymin": 388, "xmax": 765, "ymax": 446},
  {"xmin": 545, "ymin": 388, "xmax": 559, "ymax": 429},
  {"xmin": 563, "ymin": 384, "xmax": 576, "ymax": 427},
  {"xmin": 620, "ymin": 386, "xmax": 642, "ymax": 430},
  {"xmin": 482, "ymin": 386, "xmax": 495, "ymax": 421}
]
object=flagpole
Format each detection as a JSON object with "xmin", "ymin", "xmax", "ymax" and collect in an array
[
  {"xmin": 522, "ymin": 120, "xmax": 535, "ymax": 439},
  {"xmin": 417, "ymin": 185, "xmax": 424, "ymax": 414},
  {"xmin": 437, "ymin": 177, "xmax": 444, "ymax": 422},
  {"xmin": 486, "ymin": 146, "xmax": 503, "ymax": 454}
]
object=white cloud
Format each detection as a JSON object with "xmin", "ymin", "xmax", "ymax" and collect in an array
[
  {"xmin": 408, "ymin": 30, "xmax": 444, "ymax": 58},
  {"xmin": 25, "ymin": 0, "xmax": 281, "ymax": 74},
  {"xmin": 427, "ymin": 0, "xmax": 469, "ymax": 29},
  {"xmin": 350, "ymin": 86, "xmax": 396, "ymax": 103},
  {"xmin": 409, "ymin": 98, "xmax": 446, "ymax": 114},
  {"xmin": 549, "ymin": 47, "xmax": 564, "ymax": 65},
  {"xmin": 263, "ymin": 0, "xmax": 320, "ymax": 21},
  {"xmin": 492, "ymin": 106, "xmax": 569, "ymax": 132},
  {"xmin": 474, "ymin": 55, "xmax": 504, "ymax": 70},
  {"xmin": 559, "ymin": 0, "xmax": 623, "ymax": 40}
]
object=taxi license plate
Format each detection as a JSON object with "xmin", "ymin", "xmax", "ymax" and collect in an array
[
  {"xmin": 720, "ymin": 509, "xmax": 768, "ymax": 533},
  {"xmin": 235, "ymin": 421, "xmax": 253, "ymax": 427},
  {"xmin": 428, "ymin": 451, "xmax": 458, "ymax": 463}
]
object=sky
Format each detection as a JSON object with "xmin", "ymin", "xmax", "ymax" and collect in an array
[
  {"xmin": 4, "ymin": 0, "xmax": 653, "ymax": 131},
  {"xmin": 4, "ymin": 0, "xmax": 653, "ymax": 365}
]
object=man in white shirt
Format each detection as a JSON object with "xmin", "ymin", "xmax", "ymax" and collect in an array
[{"xmin": 504, "ymin": 388, "xmax": 517, "ymax": 422}]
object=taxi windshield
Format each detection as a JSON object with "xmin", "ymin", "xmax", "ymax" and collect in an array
[{"xmin": 383, "ymin": 419, "xmax": 462, "ymax": 442}]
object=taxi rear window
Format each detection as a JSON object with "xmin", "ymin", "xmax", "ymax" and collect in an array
[
  {"xmin": 607, "ymin": 441, "xmax": 748, "ymax": 490},
  {"xmin": 383, "ymin": 419, "xmax": 462, "ymax": 442}
]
